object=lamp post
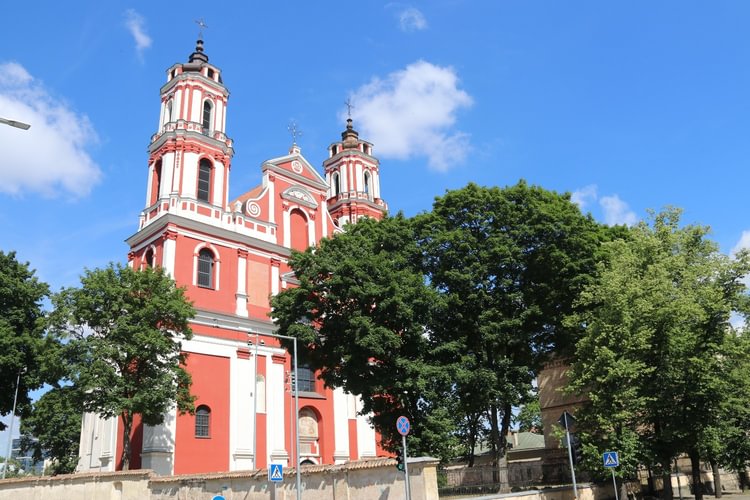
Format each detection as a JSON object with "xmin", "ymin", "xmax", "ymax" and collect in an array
[
  {"xmin": 2, "ymin": 369, "xmax": 24, "ymax": 480},
  {"xmin": 245, "ymin": 329, "xmax": 301, "ymax": 500},
  {"xmin": 0, "ymin": 118, "xmax": 30, "ymax": 130}
]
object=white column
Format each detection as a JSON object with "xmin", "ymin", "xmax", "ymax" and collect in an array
[
  {"xmin": 162, "ymin": 233, "xmax": 177, "ymax": 278},
  {"xmin": 356, "ymin": 396, "xmax": 377, "ymax": 458},
  {"xmin": 230, "ymin": 352, "xmax": 254, "ymax": 470},
  {"xmin": 321, "ymin": 200, "xmax": 328, "ymax": 238},
  {"xmin": 141, "ymin": 406, "xmax": 177, "ymax": 475},
  {"xmin": 308, "ymin": 214, "xmax": 316, "ymax": 247},
  {"xmin": 271, "ymin": 262, "xmax": 280, "ymax": 296},
  {"xmin": 267, "ymin": 354, "xmax": 289, "ymax": 465},
  {"xmin": 282, "ymin": 209, "xmax": 291, "ymax": 248},
  {"xmin": 235, "ymin": 250, "xmax": 248, "ymax": 317},
  {"xmin": 332, "ymin": 387, "xmax": 350, "ymax": 463}
]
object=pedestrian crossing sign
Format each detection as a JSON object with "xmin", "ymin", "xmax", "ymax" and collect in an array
[
  {"xmin": 603, "ymin": 451, "xmax": 619, "ymax": 468},
  {"xmin": 269, "ymin": 463, "xmax": 283, "ymax": 482}
]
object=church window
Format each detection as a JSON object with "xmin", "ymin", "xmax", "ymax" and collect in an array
[
  {"xmin": 332, "ymin": 173, "xmax": 340, "ymax": 197},
  {"xmin": 197, "ymin": 248, "xmax": 215, "ymax": 288},
  {"xmin": 363, "ymin": 171, "xmax": 371, "ymax": 196},
  {"xmin": 296, "ymin": 365, "xmax": 316, "ymax": 393},
  {"xmin": 144, "ymin": 248, "xmax": 155, "ymax": 268},
  {"xmin": 202, "ymin": 100, "xmax": 213, "ymax": 134},
  {"xmin": 195, "ymin": 405, "xmax": 211, "ymax": 437},
  {"xmin": 331, "ymin": 145, "xmax": 338, "ymax": 156},
  {"xmin": 151, "ymin": 160, "xmax": 162, "ymax": 205},
  {"xmin": 207, "ymin": 68, "xmax": 215, "ymax": 80},
  {"xmin": 197, "ymin": 159, "xmax": 212, "ymax": 202},
  {"xmin": 165, "ymin": 100, "xmax": 173, "ymax": 125}
]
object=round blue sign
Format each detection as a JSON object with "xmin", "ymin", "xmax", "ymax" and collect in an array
[{"xmin": 396, "ymin": 415, "xmax": 410, "ymax": 436}]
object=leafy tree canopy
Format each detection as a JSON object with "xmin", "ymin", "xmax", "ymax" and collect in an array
[
  {"xmin": 567, "ymin": 208, "xmax": 750, "ymax": 498},
  {"xmin": 0, "ymin": 250, "xmax": 58, "ymax": 430},
  {"xmin": 50, "ymin": 264, "xmax": 196, "ymax": 470}
]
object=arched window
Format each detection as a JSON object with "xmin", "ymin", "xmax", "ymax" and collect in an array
[
  {"xmin": 195, "ymin": 405, "xmax": 211, "ymax": 438},
  {"xmin": 331, "ymin": 145, "xmax": 338, "ymax": 156},
  {"xmin": 197, "ymin": 248, "xmax": 215, "ymax": 288},
  {"xmin": 144, "ymin": 248, "xmax": 155, "ymax": 268},
  {"xmin": 332, "ymin": 173, "xmax": 340, "ymax": 197},
  {"xmin": 298, "ymin": 407, "xmax": 320, "ymax": 456},
  {"xmin": 363, "ymin": 171, "xmax": 371, "ymax": 196},
  {"xmin": 151, "ymin": 160, "xmax": 162, "ymax": 205},
  {"xmin": 197, "ymin": 159, "xmax": 212, "ymax": 202},
  {"xmin": 289, "ymin": 209, "xmax": 309, "ymax": 251},
  {"xmin": 202, "ymin": 100, "xmax": 213, "ymax": 134},
  {"xmin": 165, "ymin": 100, "xmax": 173, "ymax": 125}
]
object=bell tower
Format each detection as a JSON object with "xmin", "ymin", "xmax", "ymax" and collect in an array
[
  {"xmin": 323, "ymin": 118, "xmax": 387, "ymax": 226},
  {"xmin": 140, "ymin": 38, "xmax": 234, "ymax": 230}
]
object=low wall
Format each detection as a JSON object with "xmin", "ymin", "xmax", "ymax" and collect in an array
[{"xmin": 0, "ymin": 457, "xmax": 439, "ymax": 500}]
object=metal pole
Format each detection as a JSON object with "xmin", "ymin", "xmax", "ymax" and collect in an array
[
  {"xmin": 611, "ymin": 468, "xmax": 619, "ymax": 500},
  {"xmin": 564, "ymin": 416, "xmax": 578, "ymax": 500},
  {"xmin": 2, "ymin": 370, "xmax": 21, "ymax": 479},
  {"xmin": 675, "ymin": 458, "xmax": 683, "ymax": 500},
  {"xmin": 402, "ymin": 434, "xmax": 412, "ymax": 500},
  {"xmin": 252, "ymin": 332, "xmax": 259, "ymax": 470},
  {"xmin": 293, "ymin": 337, "xmax": 301, "ymax": 500}
]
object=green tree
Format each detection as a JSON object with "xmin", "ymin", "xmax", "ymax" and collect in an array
[
  {"xmin": 51, "ymin": 264, "xmax": 196, "ymax": 470},
  {"xmin": 515, "ymin": 395, "xmax": 543, "ymax": 433},
  {"xmin": 414, "ymin": 182, "xmax": 604, "ymax": 466},
  {"xmin": 567, "ymin": 209, "xmax": 750, "ymax": 499},
  {"xmin": 0, "ymin": 251, "xmax": 58, "ymax": 430},
  {"xmin": 20, "ymin": 386, "xmax": 82, "ymax": 475},
  {"xmin": 271, "ymin": 215, "xmax": 459, "ymax": 458}
]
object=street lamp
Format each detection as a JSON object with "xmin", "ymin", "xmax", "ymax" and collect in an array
[
  {"xmin": 0, "ymin": 117, "xmax": 30, "ymax": 130},
  {"xmin": 2, "ymin": 368, "xmax": 25, "ymax": 480}
]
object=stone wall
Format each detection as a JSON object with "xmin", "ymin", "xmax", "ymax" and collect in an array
[{"xmin": 0, "ymin": 457, "xmax": 438, "ymax": 500}]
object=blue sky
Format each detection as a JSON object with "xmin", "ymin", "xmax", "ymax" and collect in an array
[{"xmin": 2, "ymin": 1, "xmax": 750, "ymax": 442}]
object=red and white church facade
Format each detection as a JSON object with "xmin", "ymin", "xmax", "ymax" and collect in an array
[{"xmin": 77, "ymin": 39, "xmax": 389, "ymax": 475}]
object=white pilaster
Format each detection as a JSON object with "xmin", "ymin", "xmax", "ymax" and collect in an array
[
  {"xmin": 332, "ymin": 387, "xmax": 350, "ymax": 463},
  {"xmin": 355, "ymin": 395, "xmax": 377, "ymax": 458},
  {"xmin": 141, "ymin": 406, "xmax": 177, "ymax": 475},
  {"xmin": 162, "ymin": 235, "xmax": 177, "ymax": 278},
  {"xmin": 230, "ymin": 352, "xmax": 254, "ymax": 470},
  {"xmin": 235, "ymin": 251, "xmax": 248, "ymax": 316},
  {"xmin": 266, "ymin": 354, "xmax": 289, "ymax": 465}
]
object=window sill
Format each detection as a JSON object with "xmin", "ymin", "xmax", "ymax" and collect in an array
[{"xmin": 298, "ymin": 391, "xmax": 325, "ymax": 400}]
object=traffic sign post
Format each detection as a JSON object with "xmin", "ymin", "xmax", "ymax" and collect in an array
[
  {"xmin": 603, "ymin": 452, "xmax": 620, "ymax": 500},
  {"xmin": 396, "ymin": 416, "xmax": 412, "ymax": 500},
  {"xmin": 559, "ymin": 411, "xmax": 578, "ymax": 500}
]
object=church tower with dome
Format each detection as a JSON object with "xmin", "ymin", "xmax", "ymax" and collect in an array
[{"xmin": 76, "ymin": 38, "xmax": 388, "ymax": 475}]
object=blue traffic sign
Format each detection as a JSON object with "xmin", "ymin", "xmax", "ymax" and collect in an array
[
  {"xmin": 396, "ymin": 415, "xmax": 411, "ymax": 436},
  {"xmin": 603, "ymin": 451, "xmax": 619, "ymax": 468},
  {"xmin": 212, "ymin": 496, "xmax": 226, "ymax": 500},
  {"xmin": 269, "ymin": 463, "xmax": 284, "ymax": 482},
  {"xmin": 396, "ymin": 416, "xmax": 410, "ymax": 436}
]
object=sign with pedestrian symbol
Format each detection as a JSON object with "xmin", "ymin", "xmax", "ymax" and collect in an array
[
  {"xmin": 603, "ymin": 451, "xmax": 619, "ymax": 468},
  {"xmin": 268, "ymin": 463, "xmax": 283, "ymax": 482}
]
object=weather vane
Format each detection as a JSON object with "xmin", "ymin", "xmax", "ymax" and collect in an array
[
  {"xmin": 195, "ymin": 18, "xmax": 208, "ymax": 39},
  {"xmin": 344, "ymin": 98, "xmax": 355, "ymax": 119},
  {"xmin": 288, "ymin": 121, "xmax": 303, "ymax": 145}
]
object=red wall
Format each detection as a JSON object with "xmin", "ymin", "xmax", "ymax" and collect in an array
[{"xmin": 174, "ymin": 352, "xmax": 230, "ymax": 474}]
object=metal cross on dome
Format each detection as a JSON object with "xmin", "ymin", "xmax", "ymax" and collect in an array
[
  {"xmin": 344, "ymin": 98, "xmax": 355, "ymax": 119},
  {"xmin": 195, "ymin": 18, "xmax": 208, "ymax": 39},
  {"xmin": 288, "ymin": 121, "xmax": 303, "ymax": 145}
]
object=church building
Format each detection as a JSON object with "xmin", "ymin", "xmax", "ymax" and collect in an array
[{"xmin": 76, "ymin": 39, "xmax": 388, "ymax": 475}]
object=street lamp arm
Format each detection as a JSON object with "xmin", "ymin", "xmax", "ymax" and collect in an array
[{"xmin": 0, "ymin": 117, "xmax": 31, "ymax": 130}]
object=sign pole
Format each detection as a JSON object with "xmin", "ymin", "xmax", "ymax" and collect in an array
[
  {"xmin": 562, "ymin": 413, "xmax": 579, "ymax": 500},
  {"xmin": 611, "ymin": 469, "xmax": 619, "ymax": 500},
  {"xmin": 402, "ymin": 433, "xmax": 411, "ymax": 500}
]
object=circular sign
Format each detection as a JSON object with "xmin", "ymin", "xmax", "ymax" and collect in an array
[{"xmin": 396, "ymin": 415, "xmax": 410, "ymax": 436}]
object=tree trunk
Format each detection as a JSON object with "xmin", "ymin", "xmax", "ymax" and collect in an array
[
  {"xmin": 499, "ymin": 402, "xmax": 512, "ymax": 453},
  {"xmin": 489, "ymin": 404, "xmax": 500, "ymax": 467},
  {"xmin": 710, "ymin": 461, "xmax": 721, "ymax": 498},
  {"xmin": 689, "ymin": 451, "xmax": 703, "ymax": 500},
  {"xmin": 120, "ymin": 412, "xmax": 132, "ymax": 471},
  {"xmin": 662, "ymin": 459, "xmax": 674, "ymax": 500}
]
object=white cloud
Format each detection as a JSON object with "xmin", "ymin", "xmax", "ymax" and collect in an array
[
  {"xmin": 399, "ymin": 7, "xmax": 427, "ymax": 32},
  {"xmin": 0, "ymin": 61, "xmax": 101, "ymax": 197},
  {"xmin": 731, "ymin": 230, "xmax": 750, "ymax": 256},
  {"xmin": 571, "ymin": 184, "xmax": 597, "ymax": 210},
  {"xmin": 600, "ymin": 194, "xmax": 638, "ymax": 226},
  {"xmin": 347, "ymin": 61, "xmax": 473, "ymax": 171},
  {"xmin": 124, "ymin": 9, "xmax": 152, "ymax": 58}
]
